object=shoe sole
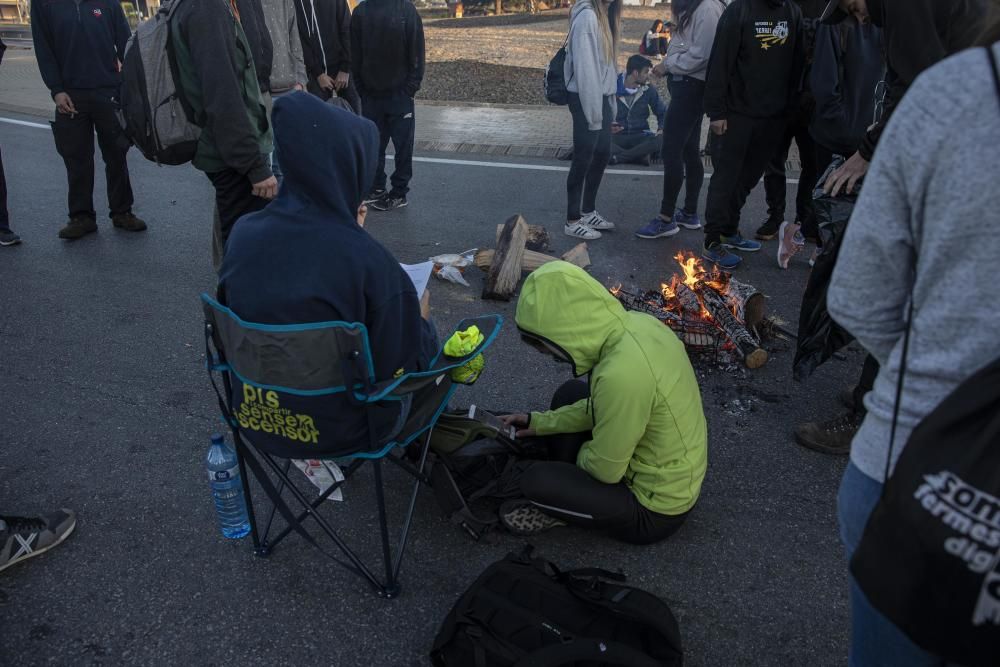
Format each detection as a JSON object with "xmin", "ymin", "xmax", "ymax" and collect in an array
[
  {"xmin": 793, "ymin": 432, "xmax": 850, "ymax": 456},
  {"xmin": 676, "ymin": 222, "xmax": 702, "ymax": 230},
  {"xmin": 370, "ymin": 201, "xmax": 408, "ymax": 212},
  {"xmin": 720, "ymin": 242, "xmax": 761, "ymax": 253},
  {"xmin": 635, "ymin": 227, "xmax": 679, "ymax": 239},
  {"xmin": 565, "ymin": 229, "xmax": 601, "ymax": 240},
  {"xmin": 500, "ymin": 505, "xmax": 566, "ymax": 536},
  {"xmin": 0, "ymin": 239, "xmax": 21, "ymax": 246},
  {"xmin": 777, "ymin": 222, "xmax": 802, "ymax": 269},
  {"xmin": 58, "ymin": 230, "xmax": 97, "ymax": 240},
  {"xmin": 755, "ymin": 233, "xmax": 777, "ymax": 241},
  {"xmin": 0, "ymin": 519, "xmax": 77, "ymax": 573}
]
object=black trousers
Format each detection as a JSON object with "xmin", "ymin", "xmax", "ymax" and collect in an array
[
  {"xmin": 49, "ymin": 89, "xmax": 134, "ymax": 221},
  {"xmin": 611, "ymin": 133, "xmax": 659, "ymax": 164},
  {"xmin": 0, "ymin": 146, "xmax": 9, "ymax": 233},
  {"xmin": 306, "ymin": 77, "xmax": 362, "ymax": 115},
  {"xmin": 660, "ymin": 75, "xmax": 706, "ymax": 218},
  {"xmin": 566, "ymin": 93, "xmax": 612, "ymax": 221},
  {"xmin": 704, "ymin": 113, "xmax": 787, "ymax": 245},
  {"xmin": 763, "ymin": 103, "xmax": 818, "ymax": 234},
  {"xmin": 208, "ymin": 169, "xmax": 269, "ymax": 267},
  {"xmin": 362, "ymin": 91, "xmax": 415, "ymax": 197},
  {"xmin": 853, "ymin": 355, "xmax": 880, "ymax": 416},
  {"xmin": 520, "ymin": 379, "xmax": 689, "ymax": 545}
]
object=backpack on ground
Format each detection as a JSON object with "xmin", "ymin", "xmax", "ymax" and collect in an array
[
  {"xmin": 119, "ymin": 0, "xmax": 200, "ymax": 165},
  {"xmin": 430, "ymin": 546, "xmax": 684, "ymax": 666}
]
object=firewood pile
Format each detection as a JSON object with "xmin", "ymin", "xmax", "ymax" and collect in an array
[{"xmin": 611, "ymin": 253, "xmax": 770, "ymax": 369}]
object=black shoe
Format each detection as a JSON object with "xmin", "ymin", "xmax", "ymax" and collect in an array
[
  {"xmin": 755, "ymin": 218, "xmax": 783, "ymax": 241},
  {"xmin": 363, "ymin": 188, "xmax": 386, "ymax": 205},
  {"xmin": 839, "ymin": 386, "xmax": 858, "ymax": 412},
  {"xmin": 111, "ymin": 212, "xmax": 147, "ymax": 232},
  {"xmin": 58, "ymin": 216, "xmax": 98, "ymax": 240},
  {"xmin": 0, "ymin": 230, "xmax": 21, "ymax": 246},
  {"xmin": 370, "ymin": 194, "xmax": 408, "ymax": 211},
  {"xmin": 794, "ymin": 412, "xmax": 860, "ymax": 456}
]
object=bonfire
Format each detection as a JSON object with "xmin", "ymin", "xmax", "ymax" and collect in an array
[{"xmin": 611, "ymin": 252, "xmax": 768, "ymax": 369}]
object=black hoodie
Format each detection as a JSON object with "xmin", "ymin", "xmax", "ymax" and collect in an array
[
  {"xmin": 350, "ymin": 0, "xmax": 425, "ymax": 98},
  {"xmin": 704, "ymin": 0, "xmax": 805, "ymax": 120},
  {"xmin": 294, "ymin": 0, "xmax": 352, "ymax": 80},
  {"xmin": 856, "ymin": 0, "xmax": 986, "ymax": 160},
  {"xmin": 236, "ymin": 0, "xmax": 275, "ymax": 93},
  {"xmin": 220, "ymin": 92, "xmax": 436, "ymax": 395}
]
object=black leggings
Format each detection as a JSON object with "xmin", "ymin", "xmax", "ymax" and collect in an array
[
  {"xmin": 521, "ymin": 380, "xmax": 689, "ymax": 545},
  {"xmin": 660, "ymin": 75, "xmax": 706, "ymax": 218},
  {"xmin": 566, "ymin": 93, "xmax": 612, "ymax": 221}
]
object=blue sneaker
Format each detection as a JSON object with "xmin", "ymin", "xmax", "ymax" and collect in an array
[
  {"xmin": 720, "ymin": 233, "xmax": 762, "ymax": 252},
  {"xmin": 635, "ymin": 218, "xmax": 679, "ymax": 239},
  {"xmin": 673, "ymin": 209, "xmax": 702, "ymax": 230},
  {"xmin": 702, "ymin": 242, "xmax": 742, "ymax": 269}
]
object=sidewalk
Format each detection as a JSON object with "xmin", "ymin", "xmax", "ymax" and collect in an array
[{"xmin": 0, "ymin": 45, "xmax": 801, "ymax": 170}]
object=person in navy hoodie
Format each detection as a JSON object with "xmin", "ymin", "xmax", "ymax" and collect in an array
[
  {"xmin": 31, "ymin": 0, "xmax": 146, "ymax": 240},
  {"xmin": 219, "ymin": 92, "xmax": 438, "ymax": 447}
]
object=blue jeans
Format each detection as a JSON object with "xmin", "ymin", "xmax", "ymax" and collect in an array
[{"xmin": 837, "ymin": 463, "xmax": 945, "ymax": 666}]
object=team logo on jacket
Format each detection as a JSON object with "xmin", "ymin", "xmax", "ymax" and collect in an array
[
  {"xmin": 755, "ymin": 21, "xmax": 788, "ymax": 50},
  {"xmin": 92, "ymin": 7, "xmax": 102, "ymax": 17}
]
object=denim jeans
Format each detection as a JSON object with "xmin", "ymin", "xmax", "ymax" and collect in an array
[{"xmin": 837, "ymin": 463, "xmax": 945, "ymax": 667}]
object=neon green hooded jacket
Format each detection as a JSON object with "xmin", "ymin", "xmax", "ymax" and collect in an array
[{"xmin": 516, "ymin": 262, "xmax": 708, "ymax": 516}]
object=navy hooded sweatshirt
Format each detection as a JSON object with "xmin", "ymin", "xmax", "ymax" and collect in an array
[{"xmin": 219, "ymin": 93, "xmax": 438, "ymax": 442}]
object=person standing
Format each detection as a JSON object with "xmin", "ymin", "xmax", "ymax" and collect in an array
[
  {"xmin": 350, "ymin": 0, "xmax": 424, "ymax": 212},
  {"xmin": 30, "ymin": 0, "xmax": 146, "ymax": 240},
  {"xmin": 636, "ymin": 0, "xmax": 724, "ymax": 240},
  {"xmin": 294, "ymin": 0, "xmax": 361, "ymax": 113},
  {"xmin": 0, "ymin": 38, "xmax": 20, "ymax": 248},
  {"xmin": 261, "ymin": 0, "xmax": 308, "ymax": 181},
  {"xmin": 828, "ymin": 30, "xmax": 1000, "ymax": 665},
  {"xmin": 172, "ymin": 0, "xmax": 277, "ymax": 260},
  {"xmin": 701, "ymin": 0, "xmax": 804, "ymax": 269},
  {"xmin": 562, "ymin": 0, "xmax": 621, "ymax": 241}
]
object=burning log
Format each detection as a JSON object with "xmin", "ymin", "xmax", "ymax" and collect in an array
[
  {"xmin": 723, "ymin": 278, "xmax": 765, "ymax": 330},
  {"xmin": 674, "ymin": 283, "xmax": 702, "ymax": 316},
  {"xmin": 613, "ymin": 287, "xmax": 718, "ymax": 350},
  {"xmin": 695, "ymin": 285, "xmax": 768, "ymax": 369}
]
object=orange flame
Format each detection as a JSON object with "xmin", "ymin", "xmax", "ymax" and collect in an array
[
  {"xmin": 673, "ymin": 252, "xmax": 704, "ymax": 289},
  {"xmin": 660, "ymin": 281, "xmax": 676, "ymax": 300}
]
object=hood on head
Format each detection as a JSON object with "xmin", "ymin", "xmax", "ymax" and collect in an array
[
  {"xmin": 272, "ymin": 92, "xmax": 380, "ymax": 222},
  {"xmin": 515, "ymin": 262, "xmax": 627, "ymax": 376}
]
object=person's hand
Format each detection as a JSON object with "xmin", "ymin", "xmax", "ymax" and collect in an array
[
  {"xmin": 356, "ymin": 203, "xmax": 368, "ymax": 228},
  {"xmin": 651, "ymin": 62, "xmax": 667, "ymax": 78},
  {"xmin": 317, "ymin": 73, "xmax": 336, "ymax": 92},
  {"xmin": 420, "ymin": 289, "xmax": 431, "ymax": 320},
  {"xmin": 824, "ymin": 151, "xmax": 870, "ymax": 197},
  {"xmin": 500, "ymin": 413, "xmax": 536, "ymax": 439},
  {"xmin": 656, "ymin": 128, "xmax": 663, "ymax": 136},
  {"xmin": 54, "ymin": 92, "xmax": 76, "ymax": 115},
  {"xmin": 252, "ymin": 176, "xmax": 278, "ymax": 199},
  {"xmin": 334, "ymin": 71, "xmax": 350, "ymax": 91},
  {"xmin": 710, "ymin": 119, "xmax": 728, "ymax": 136},
  {"xmin": 293, "ymin": 82, "xmax": 305, "ymax": 91},
  {"xmin": 611, "ymin": 122, "xmax": 623, "ymax": 135}
]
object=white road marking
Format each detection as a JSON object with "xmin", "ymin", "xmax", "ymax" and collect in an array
[{"xmin": 0, "ymin": 116, "xmax": 800, "ymax": 183}]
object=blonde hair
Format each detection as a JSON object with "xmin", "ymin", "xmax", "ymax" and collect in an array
[{"xmin": 576, "ymin": 0, "xmax": 618, "ymax": 65}]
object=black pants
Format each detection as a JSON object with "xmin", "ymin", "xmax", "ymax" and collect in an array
[
  {"xmin": 208, "ymin": 169, "xmax": 269, "ymax": 266},
  {"xmin": 362, "ymin": 91, "xmax": 415, "ymax": 197},
  {"xmin": 0, "ymin": 146, "xmax": 9, "ymax": 233},
  {"xmin": 49, "ymin": 89, "xmax": 134, "ymax": 221},
  {"xmin": 763, "ymin": 103, "xmax": 818, "ymax": 234},
  {"xmin": 704, "ymin": 113, "xmax": 787, "ymax": 246},
  {"xmin": 520, "ymin": 379, "xmax": 689, "ymax": 545},
  {"xmin": 566, "ymin": 93, "xmax": 612, "ymax": 221},
  {"xmin": 610, "ymin": 133, "xmax": 659, "ymax": 164},
  {"xmin": 306, "ymin": 77, "xmax": 362, "ymax": 115},
  {"xmin": 660, "ymin": 75, "xmax": 706, "ymax": 218},
  {"xmin": 853, "ymin": 355, "xmax": 880, "ymax": 416}
]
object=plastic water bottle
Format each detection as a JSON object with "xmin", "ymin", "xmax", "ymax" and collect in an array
[{"xmin": 206, "ymin": 434, "xmax": 250, "ymax": 539}]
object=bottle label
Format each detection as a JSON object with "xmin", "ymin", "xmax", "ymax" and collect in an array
[{"xmin": 209, "ymin": 465, "xmax": 239, "ymax": 482}]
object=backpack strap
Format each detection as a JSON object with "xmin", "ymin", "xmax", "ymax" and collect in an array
[
  {"xmin": 513, "ymin": 639, "xmax": 663, "ymax": 667},
  {"xmin": 987, "ymin": 45, "xmax": 1000, "ymax": 112}
]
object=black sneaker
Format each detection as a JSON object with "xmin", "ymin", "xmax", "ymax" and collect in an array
[
  {"xmin": 363, "ymin": 188, "xmax": 386, "ymax": 205},
  {"xmin": 0, "ymin": 509, "xmax": 77, "ymax": 573},
  {"xmin": 794, "ymin": 412, "xmax": 860, "ymax": 456},
  {"xmin": 755, "ymin": 218, "xmax": 783, "ymax": 241},
  {"xmin": 0, "ymin": 230, "xmax": 21, "ymax": 246},
  {"xmin": 370, "ymin": 194, "xmax": 408, "ymax": 211},
  {"xmin": 58, "ymin": 216, "xmax": 98, "ymax": 240},
  {"xmin": 111, "ymin": 212, "xmax": 147, "ymax": 232},
  {"xmin": 499, "ymin": 499, "xmax": 567, "ymax": 536}
]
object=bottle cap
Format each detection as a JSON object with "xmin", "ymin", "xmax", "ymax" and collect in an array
[{"xmin": 211, "ymin": 433, "xmax": 225, "ymax": 445}]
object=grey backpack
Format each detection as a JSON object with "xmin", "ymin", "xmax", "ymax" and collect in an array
[{"xmin": 119, "ymin": 0, "xmax": 200, "ymax": 165}]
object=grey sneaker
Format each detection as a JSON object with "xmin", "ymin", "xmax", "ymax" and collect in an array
[
  {"xmin": 0, "ymin": 509, "xmax": 77, "ymax": 573},
  {"xmin": 580, "ymin": 210, "xmax": 615, "ymax": 231},
  {"xmin": 0, "ymin": 230, "xmax": 21, "ymax": 246},
  {"xmin": 499, "ymin": 500, "xmax": 567, "ymax": 536}
]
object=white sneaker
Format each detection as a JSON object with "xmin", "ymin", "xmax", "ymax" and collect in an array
[
  {"xmin": 580, "ymin": 210, "xmax": 616, "ymax": 231},
  {"xmin": 565, "ymin": 221, "xmax": 602, "ymax": 240}
]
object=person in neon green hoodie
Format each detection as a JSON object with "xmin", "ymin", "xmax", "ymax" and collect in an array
[{"xmin": 500, "ymin": 261, "xmax": 708, "ymax": 544}]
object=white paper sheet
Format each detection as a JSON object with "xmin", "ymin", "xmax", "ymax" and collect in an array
[{"xmin": 400, "ymin": 261, "xmax": 434, "ymax": 298}]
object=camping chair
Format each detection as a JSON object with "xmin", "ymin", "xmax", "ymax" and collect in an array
[{"xmin": 201, "ymin": 293, "xmax": 502, "ymax": 598}]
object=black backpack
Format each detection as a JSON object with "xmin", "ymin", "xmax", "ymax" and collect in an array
[
  {"xmin": 544, "ymin": 44, "xmax": 569, "ymax": 106},
  {"xmin": 430, "ymin": 547, "xmax": 684, "ymax": 667}
]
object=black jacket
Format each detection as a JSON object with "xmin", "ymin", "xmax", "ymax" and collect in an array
[
  {"xmin": 235, "ymin": 0, "xmax": 274, "ymax": 93},
  {"xmin": 294, "ymin": 0, "xmax": 352, "ymax": 80},
  {"xmin": 858, "ymin": 0, "xmax": 986, "ymax": 160},
  {"xmin": 704, "ymin": 0, "xmax": 805, "ymax": 120},
  {"xmin": 350, "ymin": 0, "xmax": 424, "ymax": 98},
  {"xmin": 809, "ymin": 22, "xmax": 884, "ymax": 156},
  {"xmin": 30, "ymin": 0, "xmax": 131, "ymax": 97}
]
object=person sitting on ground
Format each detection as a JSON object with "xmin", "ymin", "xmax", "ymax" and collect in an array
[
  {"xmin": 640, "ymin": 19, "xmax": 672, "ymax": 56},
  {"xmin": 219, "ymin": 92, "xmax": 438, "ymax": 446},
  {"xmin": 499, "ymin": 262, "xmax": 708, "ymax": 545},
  {"xmin": 610, "ymin": 55, "xmax": 667, "ymax": 166}
]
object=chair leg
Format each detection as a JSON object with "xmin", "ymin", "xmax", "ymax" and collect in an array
[
  {"xmin": 235, "ymin": 435, "xmax": 265, "ymax": 556},
  {"xmin": 372, "ymin": 459, "xmax": 399, "ymax": 598},
  {"xmin": 260, "ymin": 459, "xmax": 292, "ymax": 552},
  {"xmin": 392, "ymin": 426, "xmax": 434, "ymax": 582}
]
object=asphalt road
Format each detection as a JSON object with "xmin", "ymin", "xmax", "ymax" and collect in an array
[{"xmin": 0, "ymin": 116, "xmax": 861, "ymax": 665}]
